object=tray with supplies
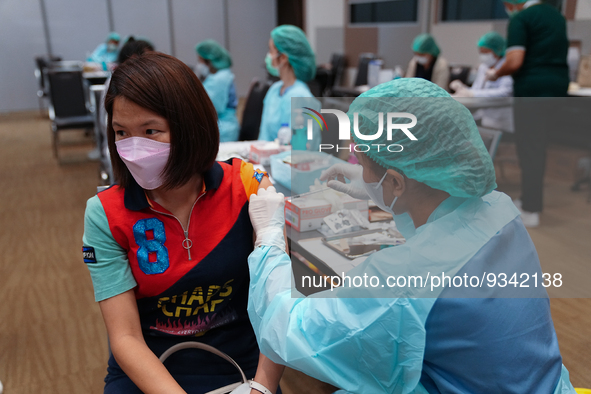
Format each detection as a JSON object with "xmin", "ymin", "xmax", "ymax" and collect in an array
[{"xmin": 321, "ymin": 226, "xmax": 405, "ymax": 260}]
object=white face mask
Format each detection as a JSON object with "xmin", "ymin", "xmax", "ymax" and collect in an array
[
  {"xmin": 107, "ymin": 43, "xmax": 118, "ymax": 52},
  {"xmin": 415, "ymin": 55, "xmax": 429, "ymax": 66},
  {"xmin": 196, "ymin": 62, "xmax": 210, "ymax": 78},
  {"xmin": 115, "ymin": 137, "xmax": 170, "ymax": 190},
  {"xmin": 363, "ymin": 171, "xmax": 417, "ymax": 240},
  {"xmin": 480, "ymin": 53, "xmax": 498, "ymax": 68},
  {"xmin": 363, "ymin": 172, "xmax": 397, "ymax": 215},
  {"xmin": 505, "ymin": 6, "xmax": 518, "ymax": 16}
]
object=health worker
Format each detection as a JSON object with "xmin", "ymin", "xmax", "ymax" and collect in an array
[
  {"xmin": 196, "ymin": 40, "xmax": 240, "ymax": 142},
  {"xmin": 246, "ymin": 78, "xmax": 576, "ymax": 394},
  {"xmin": 259, "ymin": 25, "xmax": 321, "ymax": 150},
  {"xmin": 88, "ymin": 32, "xmax": 120, "ymax": 65},
  {"xmin": 487, "ymin": 0, "xmax": 569, "ymax": 227},
  {"xmin": 451, "ymin": 31, "xmax": 514, "ymax": 132},
  {"xmin": 406, "ymin": 34, "xmax": 450, "ymax": 90}
]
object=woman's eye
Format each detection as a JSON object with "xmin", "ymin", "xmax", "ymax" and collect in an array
[
  {"xmin": 146, "ymin": 129, "xmax": 159, "ymax": 135},
  {"xmin": 115, "ymin": 130, "xmax": 125, "ymax": 136}
]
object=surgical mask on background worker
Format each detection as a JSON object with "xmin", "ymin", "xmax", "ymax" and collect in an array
[
  {"xmin": 415, "ymin": 55, "xmax": 429, "ymax": 65},
  {"xmin": 107, "ymin": 42, "xmax": 118, "ymax": 52},
  {"xmin": 115, "ymin": 137, "xmax": 170, "ymax": 190},
  {"xmin": 265, "ymin": 53, "xmax": 280, "ymax": 77},
  {"xmin": 479, "ymin": 53, "xmax": 498, "ymax": 67},
  {"xmin": 505, "ymin": 7, "xmax": 517, "ymax": 16},
  {"xmin": 196, "ymin": 62, "xmax": 210, "ymax": 79}
]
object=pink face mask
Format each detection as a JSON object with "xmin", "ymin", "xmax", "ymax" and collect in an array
[{"xmin": 115, "ymin": 137, "xmax": 170, "ymax": 190}]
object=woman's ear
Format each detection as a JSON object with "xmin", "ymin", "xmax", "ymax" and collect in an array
[
  {"xmin": 386, "ymin": 168, "xmax": 406, "ymax": 196},
  {"xmin": 278, "ymin": 53, "xmax": 290, "ymax": 67}
]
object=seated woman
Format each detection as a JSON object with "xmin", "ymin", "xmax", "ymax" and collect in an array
[
  {"xmin": 88, "ymin": 32, "xmax": 120, "ymax": 65},
  {"xmin": 405, "ymin": 34, "xmax": 450, "ymax": 90},
  {"xmin": 451, "ymin": 31, "xmax": 514, "ymax": 132},
  {"xmin": 195, "ymin": 40, "xmax": 240, "ymax": 142},
  {"xmin": 259, "ymin": 25, "xmax": 320, "ymax": 150},
  {"xmin": 246, "ymin": 79, "xmax": 576, "ymax": 393},
  {"xmin": 82, "ymin": 52, "xmax": 283, "ymax": 394}
]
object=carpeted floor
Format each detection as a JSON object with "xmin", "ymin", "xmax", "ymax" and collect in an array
[{"xmin": 0, "ymin": 112, "xmax": 589, "ymax": 393}]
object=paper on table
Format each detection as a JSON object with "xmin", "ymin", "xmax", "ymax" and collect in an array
[{"xmin": 297, "ymin": 238, "xmax": 357, "ymax": 274}]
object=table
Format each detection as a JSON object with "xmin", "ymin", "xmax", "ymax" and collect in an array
[
  {"xmin": 568, "ymin": 87, "xmax": 591, "ymax": 97},
  {"xmin": 83, "ymin": 70, "xmax": 110, "ymax": 85},
  {"xmin": 453, "ymin": 96, "xmax": 513, "ymax": 110}
]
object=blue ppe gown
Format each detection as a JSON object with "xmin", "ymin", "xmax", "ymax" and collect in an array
[
  {"xmin": 247, "ymin": 191, "xmax": 576, "ymax": 393},
  {"xmin": 258, "ymin": 80, "xmax": 321, "ymax": 150},
  {"xmin": 87, "ymin": 43, "xmax": 118, "ymax": 65},
  {"xmin": 202, "ymin": 69, "xmax": 240, "ymax": 142}
]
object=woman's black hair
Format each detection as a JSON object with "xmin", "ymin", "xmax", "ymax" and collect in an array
[{"xmin": 117, "ymin": 37, "xmax": 155, "ymax": 64}]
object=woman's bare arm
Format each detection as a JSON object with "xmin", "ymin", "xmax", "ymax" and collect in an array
[
  {"xmin": 495, "ymin": 49, "xmax": 525, "ymax": 78},
  {"xmin": 99, "ymin": 290, "xmax": 187, "ymax": 394}
]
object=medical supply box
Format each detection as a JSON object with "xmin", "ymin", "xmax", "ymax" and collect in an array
[
  {"xmin": 285, "ymin": 196, "xmax": 369, "ymax": 232},
  {"xmin": 270, "ymin": 151, "xmax": 343, "ymax": 195},
  {"xmin": 249, "ymin": 143, "xmax": 289, "ymax": 166}
]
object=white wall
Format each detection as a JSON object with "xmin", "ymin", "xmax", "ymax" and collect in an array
[
  {"xmin": 575, "ymin": 0, "xmax": 591, "ymax": 20},
  {"xmin": 227, "ymin": 0, "xmax": 277, "ymax": 97},
  {"xmin": 112, "ymin": 0, "xmax": 172, "ymax": 55},
  {"xmin": 305, "ymin": 0, "xmax": 345, "ymax": 53},
  {"xmin": 0, "ymin": 0, "xmax": 276, "ymax": 113},
  {"xmin": 0, "ymin": 0, "xmax": 48, "ymax": 113},
  {"xmin": 430, "ymin": 22, "xmax": 496, "ymax": 68},
  {"xmin": 171, "ymin": 0, "xmax": 225, "ymax": 66},
  {"xmin": 45, "ymin": 0, "xmax": 110, "ymax": 61}
]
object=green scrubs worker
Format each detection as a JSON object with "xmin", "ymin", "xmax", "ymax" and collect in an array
[{"xmin": 490, "ymin": 0, "xmax": 569, "ymax": 227}]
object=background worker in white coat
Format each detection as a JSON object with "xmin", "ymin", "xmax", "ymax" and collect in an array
[{"xmin": 451, "ymin": 31, "xmax": 514, "ymax": 132}]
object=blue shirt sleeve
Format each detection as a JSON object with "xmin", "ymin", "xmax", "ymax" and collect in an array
[{"xmin": 83, "ymin": 195, "xmax": 137, "ymax": 302}]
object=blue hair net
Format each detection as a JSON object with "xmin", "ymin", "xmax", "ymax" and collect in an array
[
  {"xmin": 271, "ymin": 25, "xmax": 316, "ymax": 82},
  {"xmin": 412, "ymin": 34, "xmax": 440, "ymax": 57},
  {"xmin": 195, "ymin": 40, "xmax": 232, "ymax": 70},
  {"xmin": 349, "ymin": 78, "xmax": 497, "ymax": 198},
  {"xmin": 107, "ymin": 32, "xmax": 120, "ymax": 42},
  {"xmin": 478, "ymin": 32, "xmax": 506, "ymax": 57}
]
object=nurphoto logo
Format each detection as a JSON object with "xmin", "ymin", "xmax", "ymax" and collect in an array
[{"xmin": 303, "ymin": 108, "xmax": 418, "ymax": 153}]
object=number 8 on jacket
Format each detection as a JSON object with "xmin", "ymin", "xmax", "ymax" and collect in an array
[{"xmin": 133, "ymin": 218, "xmax": 169, "ymax": 275}]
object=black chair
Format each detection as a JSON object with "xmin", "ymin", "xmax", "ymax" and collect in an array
[
  {"xmin": 45, "ymin": 66, "xmax": 95, "ymax": 160},
  {"xmin": 313, "ymin": 54, "xmax": 347, "ymax": 97},
  {"xmin": 354, "ymin": 53, "xmax": 376, "ymax": 87},
  {"xmin": 332, "ymin": 53, "xmax": 375, "ymax": 97},
  {"xmin": 238, "ymin": 78, "xmax": 272, "ymax": 141},
  {"xmin": 449, "ymin": 65, "xmax": 473, "ymax": 87},
  {"xmin": 327, "ymin": 54, "xmax": 346, "ymax": 93},
  {"xmin": 34, "ymin": 55, "xmax": 61, "ymax": 115}
]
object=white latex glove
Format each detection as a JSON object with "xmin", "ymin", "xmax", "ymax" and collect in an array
[
  {"xmin": 249, "ymin": 186, "xmax": 286, "ymax": 249},
  {"xmin": 452, "ymin": 88, "xmax": 474, "ymax": 98},
  {"xmin": 319, "ymin": 162, "xmax": 369, "ymax": 200},
  {"xmin": 449, "ymin": 79, "xmax": 467, "ymax": 92},
  {"xmin": 485, "ymin": 68, "xmax": 498, "ymax": 81}
]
